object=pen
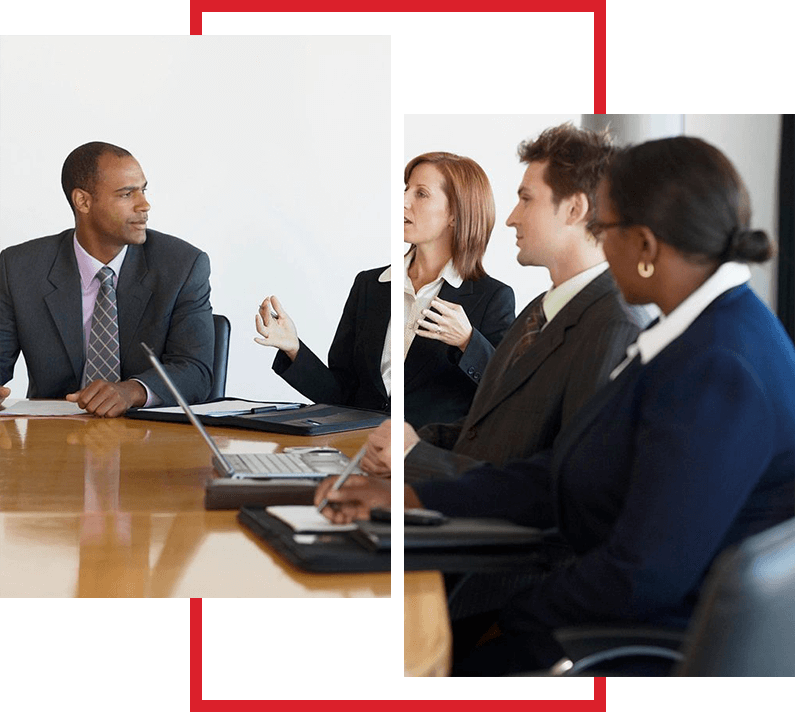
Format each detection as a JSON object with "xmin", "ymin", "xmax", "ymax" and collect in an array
[
  {"xmin": 249, "ymin": 403, "xmax": 302, "ymax": 414},
  {"xmin": 316, "ymin": 443, "xmax": 368, "ymax": 513}
]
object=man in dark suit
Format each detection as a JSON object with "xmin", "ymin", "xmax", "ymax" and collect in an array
[{"xmin": 0, "ymin": 141, "xmax": 213, "ymax": 417}]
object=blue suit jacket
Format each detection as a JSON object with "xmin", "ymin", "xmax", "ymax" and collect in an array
[
  {"xmin": 0, "ymin": 229, "xmax": 214, "ymax": 404},
  {"xmin": 417, "ymin": 284, "xmax": 795, "ymax": 634}
]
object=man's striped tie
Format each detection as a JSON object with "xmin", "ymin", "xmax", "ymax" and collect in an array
[
  {"xmin": 82, "ymin": 265, "xmax": 121, "ymax": 386},
  {"xmin": 508, "ymin": 301, "xmax": 547, "ymax": 368}
]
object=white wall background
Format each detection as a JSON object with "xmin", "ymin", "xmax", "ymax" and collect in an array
[
  {"xmin": 0, "ymin": 35, "xmax": 389, "ymax": 402},
  {"xmin": 684, "ymin": 114, "xmax": 780, "ymax": 308},
  {"xmin": 407, "ymin": 114, "xmax": 782, "ymax": 313}
]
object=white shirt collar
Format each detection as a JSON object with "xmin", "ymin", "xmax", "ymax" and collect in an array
[
  {"xmin": 378, "ymin": 266, "xmax": 391, "ymax": 282},
  {"xmin": 402, "ymin": 252, "xmax": 463, "ymax": 293},
  {"xmin": 543, "ymin": 262, "xmax": 609, "ymax": 323},
  {"xmin": 73, "ymin": 234, "xmax": 128, "ymax": 289},
  {"xmin": 612, "ymin": 261, "xmax": 751, "ymax": 378}
]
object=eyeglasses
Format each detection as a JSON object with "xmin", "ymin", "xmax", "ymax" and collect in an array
[{"xmin": 590, "ymin": 220, "xmax": 635, "ymax": 240}]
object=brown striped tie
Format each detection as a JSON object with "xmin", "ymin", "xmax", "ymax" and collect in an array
[{"xmin": 508, "ymin": 301, "xmax": 547, "ymax": 368}]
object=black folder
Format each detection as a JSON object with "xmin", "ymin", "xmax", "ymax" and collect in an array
[
  {"xmin": 127, "ymin": 400, "xmax": 388, "ymax": 435},
  {"xmin": 357, "ymin": 517, "xmax": 559, "ymax": 573},
  {"xmin": 407, "ymin": 518, "xmax": 544, "ymax": 549},
  {"xmin": 238, "ymin": 506, "xmax": 390, "ymax": 573}
]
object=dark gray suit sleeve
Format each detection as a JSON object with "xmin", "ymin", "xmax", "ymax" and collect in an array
[
  {"xmin": 405, "ymin": 438, "xmax": 487, "ymax": 483},
  {"xmin": 0, "ymin": 250, "xmax": 20, "ymax": 386},
  {"xmin": 135, "ymin": 251, "xmax": 214, "ymax": 404}
]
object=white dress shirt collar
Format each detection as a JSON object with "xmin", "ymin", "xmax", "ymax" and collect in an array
[
  {"xmin": 402, "ymin": 252, "xmax": 463, "ymax": 294},
  {"xmin": 542, "ymin": 261, "xmax": 609, "ymax": 324},
  {"xmin": 73, "ymin": 234, "xmax": 127, "ymax": 287}
]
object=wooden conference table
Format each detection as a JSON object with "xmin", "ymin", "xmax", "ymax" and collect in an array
[
  {"xmin": 404, "ymin": 571, "xmax": 452, "ymax": 677},
  {"xmin": 0, "ymin": 410, "xmax": 391, "ymax": 598}
]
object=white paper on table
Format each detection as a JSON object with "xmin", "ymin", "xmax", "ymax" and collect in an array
[
  {"xmin": 0, "ymin": 399, "xmax": 88, "ymax": 416},
  {"xmin": 265, "ymin": 505, "xmax": 358, "ymax": 533}
]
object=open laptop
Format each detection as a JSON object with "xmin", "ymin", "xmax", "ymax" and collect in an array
[{"xmin": 140, "ymin": 342, "xmax": 358, "ymax": 480}]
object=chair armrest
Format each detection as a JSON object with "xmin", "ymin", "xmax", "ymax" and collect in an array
[{"xmin": 549, "ymin": 625, "xmax": 687, "ymax": 675}]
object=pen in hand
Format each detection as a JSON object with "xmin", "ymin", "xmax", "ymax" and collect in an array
[{"xmin": 316, "ymin": 443, "xmax": 368, "ymax": 513}]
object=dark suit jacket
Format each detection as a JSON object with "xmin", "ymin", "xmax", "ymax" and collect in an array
[
  {"xmin": 0, "ymin": 229, "xmax": 214, "ymax": 404},
  {"xmin": 274, "ymin": 267, "xmax": 392, "ymax": 413},
  {"xmin": 404, "ymin": 274, "xmax": 515, "ymax": 428},
  {"xmin": 406, "ymin": 269, "xmax": 646, "ymax": 481},
  {"xmin": 416, "ymin": 284, "xmax": 795, "ymax": 638}
]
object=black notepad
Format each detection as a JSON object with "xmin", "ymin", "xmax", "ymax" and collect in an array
[
  {"xmin": 128, "ymin": 400, "xmax": 388, "ymax": 435},
  {"xmin": 356, "ymin": 518, "xmax": 564, "ymax": 573}
]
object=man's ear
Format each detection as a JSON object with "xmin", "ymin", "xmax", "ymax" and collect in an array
[
  {"xmin": 565, "ymin": 192, "xmax": 589, "ymax": 226},
  {"xmin": 72, "ymin": 188, "xmax": 91, "ymax": 215}
]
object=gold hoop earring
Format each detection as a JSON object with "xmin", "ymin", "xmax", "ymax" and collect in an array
[{"xmin": 638, "ymin": 262, "xmax": 654, "ymax": 278}]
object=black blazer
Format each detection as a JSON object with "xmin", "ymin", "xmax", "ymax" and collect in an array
[
  {"xmin": 404, "ymin": 274, "xmax": 515, "ymax": 428},
  {"xmin": 0, "ymin": 229, "xmax": 214, "ymax": 404},
  {"xmin": 273, "ymin": 267, "xmax": 392, "ymax": 413}
]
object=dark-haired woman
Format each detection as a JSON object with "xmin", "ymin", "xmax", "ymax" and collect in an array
[{"xmin": 319, "ymin": 136, "xmax": 795, "ymax": 674}]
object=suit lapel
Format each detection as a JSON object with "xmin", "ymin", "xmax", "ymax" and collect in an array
[
  {"xmin": 466, "ymin": 292, "xmax": 558, "ymax": 423},
  {"xmin": 43, "ymin": 231, "xmax": 84, "ymax": 383},
  {"xmin": 361, "ymin": 275, "xmax": 391, "ymax": 398},
  {"xmin": 116, "ymin": 243, "xmax": 152, "ymax": 364},
  {"xmin": 469, "ymin": 270, "xmax": 616, "ymax": 425}
]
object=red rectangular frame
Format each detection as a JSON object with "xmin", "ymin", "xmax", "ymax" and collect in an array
[
  {"xmin": 188, "ymin": 1, "xmax": 607, "ymax": 114},
  {"xmin": 191, "ymin": 598, "xmax": 606, "ymax": 709}
]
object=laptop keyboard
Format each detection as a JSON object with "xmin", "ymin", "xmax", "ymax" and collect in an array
[{"xmin": 227, "ymin": 452, "xmax": 320, "ymax": 475}]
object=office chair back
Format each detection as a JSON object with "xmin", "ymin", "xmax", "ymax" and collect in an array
[
  {"xmin": 675, "ymin": 515, "xmax": 795, "ymax": 676},
  {"xmin": 209, "ymin": 314, "xmax": 231, "ymax": 401}
]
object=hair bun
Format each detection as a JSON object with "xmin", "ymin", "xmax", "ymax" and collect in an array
[{"xmin": 724, "ymin": 227, "xmax": 773, "ymax": 264}]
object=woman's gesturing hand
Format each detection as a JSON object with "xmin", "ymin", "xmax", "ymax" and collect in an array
[
  {"xmin": 414, "ymin": 297, "xmax": 473, "ymax": 352},
  {"xmin": 254, "ymin": 295, "xmax": 300, "ymax": 360}
]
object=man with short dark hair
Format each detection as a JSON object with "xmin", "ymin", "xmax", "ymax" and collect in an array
[{"xmin": 0, "ymin": 141, "xmax": 214, "ymax": 416}]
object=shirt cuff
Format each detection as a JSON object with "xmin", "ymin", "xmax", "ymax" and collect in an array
[{"xmin": 132, "ymin": 378, "xmax": 162, "ymax": 408}]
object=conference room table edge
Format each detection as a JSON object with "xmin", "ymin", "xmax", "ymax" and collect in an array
[{"xmin": 0, "ymin": 410, "xmax": 391, "ymax": 599}]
